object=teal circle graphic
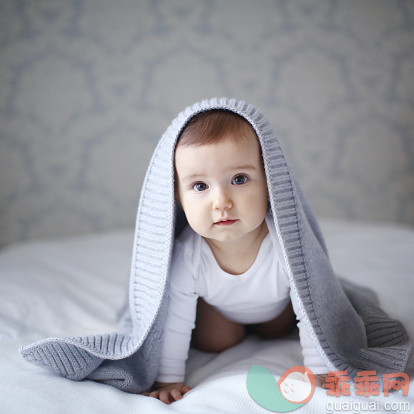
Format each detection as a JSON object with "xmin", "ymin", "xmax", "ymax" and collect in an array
[{"xmin": 247, "ymin": 365, "xmax": 310, "ymax": 412}]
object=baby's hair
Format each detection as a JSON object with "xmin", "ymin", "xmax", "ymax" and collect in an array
[
  {"xmin": 176, "ymin": 109, "xmax": 257, "ymax": 148},
  {"xmin": 173, "ymin": 109, "xmax": 266, "ymax": 207}
]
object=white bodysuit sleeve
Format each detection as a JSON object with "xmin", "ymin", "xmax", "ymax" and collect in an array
[
  {"xmin": 156, "ymin": 239, "xmax": 198, "ymax": 383},
  {"xmin": 286, "ymin": 275, "xmax": 330, "ymax": 374}
]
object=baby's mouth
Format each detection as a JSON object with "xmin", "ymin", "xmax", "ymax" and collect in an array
[{"xmin": 214, "ymin": 219, "xmax": 239, "ymax": 226}]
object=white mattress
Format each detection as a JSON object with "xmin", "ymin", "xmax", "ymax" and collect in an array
[{"xmin": 0, "ymin": 219, "xmax": 413, "ymax": 413}]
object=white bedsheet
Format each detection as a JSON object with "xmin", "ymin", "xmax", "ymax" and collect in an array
[{"xmin": 0, "ymin": 219, "xmax": 413, "ymax": 413}]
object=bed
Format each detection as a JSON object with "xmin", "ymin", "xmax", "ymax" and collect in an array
[{"xmin": 1, "ymin": 218, "xmax": 413, "ymax": 413}]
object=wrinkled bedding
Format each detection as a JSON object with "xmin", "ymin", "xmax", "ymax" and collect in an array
[{"xmin": 0, "ymin": 219, "xmax": 413, "ymax": 413}]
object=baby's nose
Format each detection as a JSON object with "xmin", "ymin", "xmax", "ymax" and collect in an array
[{"xmin": 212, "ymin": 188, "xmax": 232, "ymax": 210}]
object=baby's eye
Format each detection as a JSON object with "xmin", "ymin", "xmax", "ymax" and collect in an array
[
  {"xmin": 232, "ymin": 175, "xmax": 248, "ymax": 185},
  {"xmin": 192, "ymin": 182, "xmax": 208, "ymax": 192}
]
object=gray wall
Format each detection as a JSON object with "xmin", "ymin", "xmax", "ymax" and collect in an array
[{"xmin": 1, "ymin": 0, "xmax": 413, "ymax": 249}]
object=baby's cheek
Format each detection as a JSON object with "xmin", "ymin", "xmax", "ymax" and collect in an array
[
  {"xmin": 245, "ymin": 194, "xmax": 268, "ymax": 217},
  {"xmin": 186, "ymin": 213, "xmax": 211, "ymax": 237}
]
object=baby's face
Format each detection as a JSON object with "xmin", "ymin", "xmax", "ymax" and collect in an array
[{"xmin": 174, "ymin": 130, "xmax": 269, "ymax": 248}]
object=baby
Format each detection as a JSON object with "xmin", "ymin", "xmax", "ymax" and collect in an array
[
  {"xmin": 142, "ymin": 109, "xmax": 329, "ymax": 404},
  {"xmin": 19, "ymin": 98, "xmax": 409, "ymax": 395}
]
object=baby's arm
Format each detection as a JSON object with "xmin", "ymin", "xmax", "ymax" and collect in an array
[
  {"xmin": 142, "ymin": 382, "xmax": 191, "ymax": 404},
  {"xmin": 145, "ymin": 238, "xmax": 198, "ymax": 403}
]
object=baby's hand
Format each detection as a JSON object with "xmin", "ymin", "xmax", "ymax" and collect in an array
[
  {"xmin": 314, "ymin": 374, "xmax": 328, "ymax": 389},
  {"xmin": 141, "ymin": 381, "xmax": 191, "ymax": 404}
]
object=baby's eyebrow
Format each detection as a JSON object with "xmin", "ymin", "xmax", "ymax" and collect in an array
[
  {"xmin": 230, "ymin": 164, "xmax": 257, "ymax": 172},
  {"xmin": 181, "ymin": 173, "xmax": 203, "ymax": 183}
]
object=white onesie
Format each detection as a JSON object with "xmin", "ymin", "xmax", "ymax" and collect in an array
[{"xmin": 156, "ymin": 213, "xmax": 329, "ymax": 383}]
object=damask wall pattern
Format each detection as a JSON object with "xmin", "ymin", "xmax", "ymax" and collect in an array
[{"xmin": 0, "ymin": 0, "xmax": 413, "ymax": 249}]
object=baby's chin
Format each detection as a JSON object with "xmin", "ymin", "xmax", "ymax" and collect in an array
[
  {"xmin": 206, "ymin": 233, "xmax": 246, "ymax": 245},
  {"xmin": 202, "ymin": 233, "xmax": 240, "ymax": 244}
]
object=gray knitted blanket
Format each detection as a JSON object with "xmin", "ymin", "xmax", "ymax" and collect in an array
[{"xmin": 20, "ymin": 98, "xmax": 410, "ymax": 393}]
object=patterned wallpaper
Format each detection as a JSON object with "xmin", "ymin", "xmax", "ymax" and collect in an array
[{"xmin": 0, "ymin": 0, "xmax": 413, "ymax": 249}]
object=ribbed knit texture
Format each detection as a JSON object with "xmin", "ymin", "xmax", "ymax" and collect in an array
[{"xmin": 19, "ymin": 98, "xmax": 411, "ymax": 393}]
